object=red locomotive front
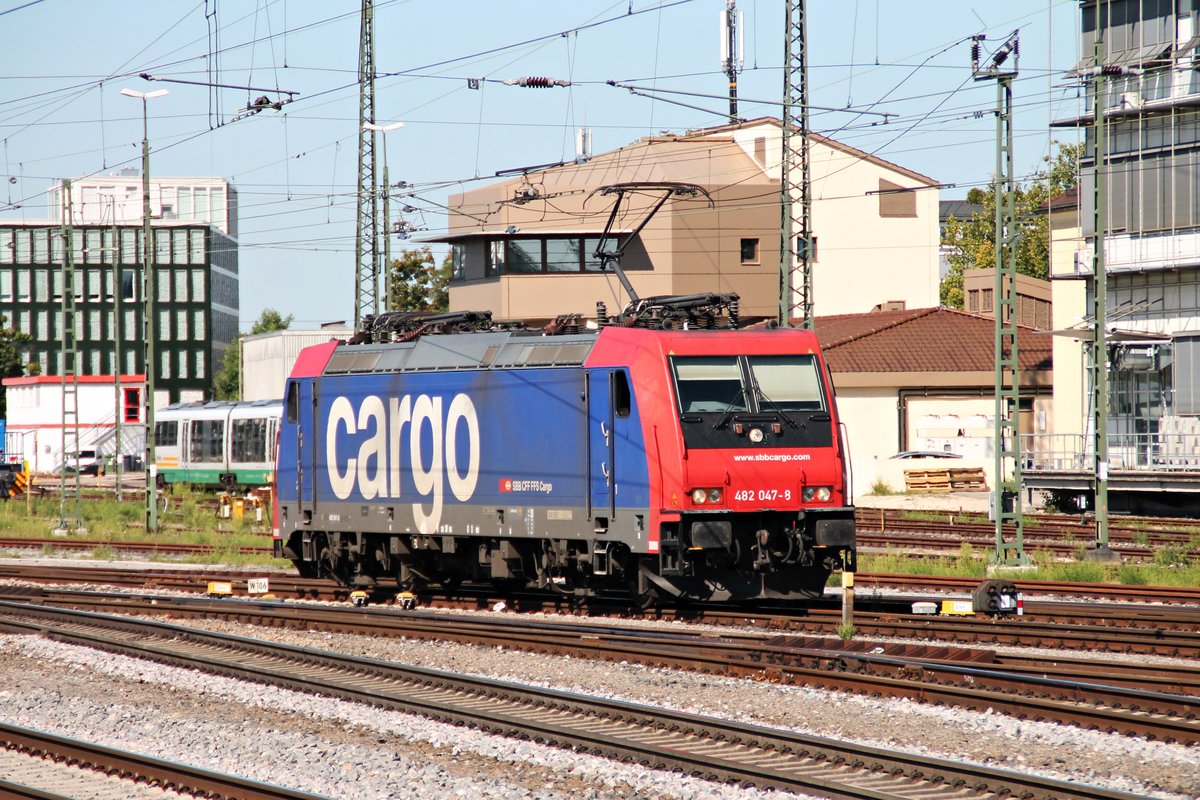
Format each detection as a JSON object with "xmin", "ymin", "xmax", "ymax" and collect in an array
[{"xmin": 588, "ymin": 325, "xmax": 856, "ymax": 602}]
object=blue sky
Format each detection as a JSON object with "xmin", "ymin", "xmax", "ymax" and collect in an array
[{"xmin": 0, "ymin": 0, "xmax": 1081, "ymax": 329}]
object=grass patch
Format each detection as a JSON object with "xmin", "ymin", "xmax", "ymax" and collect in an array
[
  {"xmin": 0, "ymin": 488, "xmax": 283, "ymax": 568},
  {"xmin": 866, "ymin": 478, "xmax": 897, "ymax": 496},
  {"xmin": 856, "ymin": 549, "xmax": 1200, "ymax": 588}
]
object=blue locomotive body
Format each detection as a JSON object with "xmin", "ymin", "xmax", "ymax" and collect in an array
[
  {"xmin": 276, "ymin": 325, "xmax": 854, "ymax": 602},
  {"xmin": 278, "ymin": 363, "xmax": 650, "ymax": 534}
]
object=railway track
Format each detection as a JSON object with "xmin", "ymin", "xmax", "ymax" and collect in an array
[
  {"xmin": 855, "ymin": 572, "xmax": 1200, "ymax": 603},
  {"xmin": 5, "ymin": 548, "xmax": 1200, "ymax": 607},
  {"xmin": 6, "ymin": 588, "xmax": 1200, "ymax": 745},
  {"xmin": 0, "ymin": 600, "xmax": 1154, "ymax": 800},
  {"xmin": 3, "ymin": 561, "xmax": 1200, "ymax": 651},
  {"xmin": 856, "ymin": 508, "xmax": 1200, "ymax": 557},
  {"xmin": 0, "ymin": 720, "xmax": 327, "ymax": 800}
]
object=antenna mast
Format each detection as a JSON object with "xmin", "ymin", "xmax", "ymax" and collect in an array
[
  {"xmin": 720, "ymin": 0, "xmax": 744, "ymax": 123},
  {"xmin": 779, "ymin": 0, "xmax": 813, "ymax": 328}
]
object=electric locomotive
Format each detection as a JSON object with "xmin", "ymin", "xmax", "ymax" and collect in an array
[
  {"xmin": 274, "ymin": 309, "xmax": 854, "ymax": 602},
  {"xmin": 274, "ymin": 182, "xmax": 855, "ymax": 603}
]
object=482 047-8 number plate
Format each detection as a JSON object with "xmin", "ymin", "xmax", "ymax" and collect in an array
[{"xmin": 732, "ymin": 489, "xmax": 793, "ymax": 502}]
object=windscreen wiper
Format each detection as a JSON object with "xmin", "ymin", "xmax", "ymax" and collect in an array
[
  {"xmin": 749, "ymin": 384, "xmax": 799, "ymax": 429},
  {"xmin": 711, "ymin": 385, "xmax": 749, "ymax": 430}
]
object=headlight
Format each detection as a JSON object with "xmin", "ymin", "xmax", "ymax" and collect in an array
[
  {"xmin": 708, "ymin": 488, "xmax": 722, "ymax": 503},
  {"xmin": 691, "ymin": 488, "xmax": 708, "ymax": 504},
  {"xmin": 802, "ymin": 486, "xmax": 832, "ymax": 502},
  {"xmin": 748, "ymin": 427, "xmax": 765, "ymax": 444}
]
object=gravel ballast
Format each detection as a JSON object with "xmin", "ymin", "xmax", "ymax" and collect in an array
[{"xmin": 0, "ymin": 611, "xmax": 1196, "ymax": 800}]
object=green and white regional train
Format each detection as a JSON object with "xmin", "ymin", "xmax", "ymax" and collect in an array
[{"xmin": 153, "ymin": 399, "xmax": 281, "ymax": 489}]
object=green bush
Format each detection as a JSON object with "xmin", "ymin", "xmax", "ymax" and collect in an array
[
  {"xmin": 867, "ymin": 478, "xmax": 896, "ymax": 496},
  {"xmin": 1118, "ymin": 565, "xmax": 1148, "ymax": 585},
  {"xmin": 1154, "ymin": 546, "xmax": 1189, "ymax": 567}
]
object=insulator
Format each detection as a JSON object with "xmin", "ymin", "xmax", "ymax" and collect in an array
[
  {"xmin": 729, "ymin": 298, "xmax": 739, "ymax": 329},
  {"xmin": 503, "ymin": 76, "xmax": 570, "ymax": 88},
  {"xmin": 970, "ymin": 42, "xmax": 980, "ymax": 64},
  {"xmin": 596, "ymin": 301, "xmax": 608, "ymax": 327}
]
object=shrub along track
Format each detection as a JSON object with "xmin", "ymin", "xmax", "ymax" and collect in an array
[
  {"xmin": 0, "ymin": 599, "xmax": 1160, "ymax": 800},
  {"xmin": 3, "ymin": 589, "xmax": 1199, "ymax": 747}
]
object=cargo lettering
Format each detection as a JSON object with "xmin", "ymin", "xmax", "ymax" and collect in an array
[{"xmin": 326, "ymin": 393, "xmax": 480, "ymax": 533}]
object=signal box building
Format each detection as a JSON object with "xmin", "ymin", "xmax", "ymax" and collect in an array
[
  {"xmin": 0, "ymin": 174, "xmax": 238, "ymax": 402},
  {"xmin": 433, "ymin": 117, "xmax": 940, "ymax": 323},
  {"xmin": 1, "ymin": 374, "xmax": 147, "ymax": 474}
]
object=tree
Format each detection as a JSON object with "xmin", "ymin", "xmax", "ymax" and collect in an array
[
  {"xmin": 0, "ymin": 315, "xmax": 31, "ymax": 418},
  {"xmin": 387, "ymin": 246, "xmax": 451, "ymax": 312},
  {"xmin": 212, "ymin": 307, "xmax": 293, "ymax": 400},
  {"xmin": 940, "ymin": 142, "xmax": 1082, "ymax": 309}
]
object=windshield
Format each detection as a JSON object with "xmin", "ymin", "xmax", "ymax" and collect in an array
[
  {"xmin": 672, "ymin": 354, "xmax": 825, "ymax": 414},
  {"xmin": 673, "ymin": 357, "xmax": 748, "ymax": 413},
  {"xmin": 748, "ymin": 355, "xmax": 825, "ymax": 412}
]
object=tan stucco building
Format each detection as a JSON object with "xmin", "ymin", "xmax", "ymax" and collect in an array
[
  {"xmin": 435, "ymin": 118, "xmax": 941, "ymax": 322},
  {"xmin": 814, "ymin": 307, "xmax": 1054, "ymax": 496}
]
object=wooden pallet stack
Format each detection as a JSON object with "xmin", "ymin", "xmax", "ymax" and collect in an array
[
  {"xmin": 948, "ymin": 468, "xmax": 987, "ymax": 491},
  {"xmin": 904, "ymin": 469, "xmax": 952, "ymax": 494},
  {"xmin": 903, "ymin": 467, "xmax": 988, "ymax": 494}
]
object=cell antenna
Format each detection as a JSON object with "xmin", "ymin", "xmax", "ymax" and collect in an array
[{"xmin": 720, "ymin": 0, "xmax": 744, "ymax": 123}]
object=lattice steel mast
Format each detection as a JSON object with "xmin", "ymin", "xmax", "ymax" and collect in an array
[
  {"xmin": 972, "ymin": 32, "xmax": 1027, "ymax": 565},
  {"xmin": 1086, "ymin": 28, "xmax": 1117, "ymax": 560},
  {"xmin": 354, "ymin": 0, "xmax": 379, "ymax": 330},
  {"xmin": 57, "ymin": 180, "xmax": 83, "ymax": 534},
  {"xmin": 778, "ymin": 0, "xmax": 813, "ymax": 328}
]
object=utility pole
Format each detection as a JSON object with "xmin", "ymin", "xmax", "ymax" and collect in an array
[
  {"xmin": 56, "ymin": 179, "xmax": 83, "ymax": 535},
  {"xmin": 720, "ymin": 0, "xmax": 744, "ymax": 123},
  {"xmin": 365, "ymin": 121, "xmax": 404, "ymax": 312},
  {"xmin": 779, "ymin": 0, "xmax": 813, "ymax": 328},
  {"xmin": 109, "ymin": 200, "xmax": 123, "ymax": 502},
  {"xmin": 121, "ymin": 87, "xmax": 167, "ymax": 534},
  {"xmin": 1084, "ymin": 30, "xmax": 1122, "ymax": 561},
  {"xmin": 971, "ymin": 32, "xmax": 1027, "ymax": 566},
  {"xmin": 354, "ymin": 0, "xmax": 379, "ymax": 330}
]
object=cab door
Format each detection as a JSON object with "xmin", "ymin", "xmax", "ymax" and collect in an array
[
  {"xmin": 587, "ymin": 369, "xmax": 632, "ymax": 526},
  {"xmin": 587, "ymin": 370, "xmax": 615, "ymax": 526},
  {"xmin": 292, "ymin": 379, "xmax": 317, "ymax": 524}
]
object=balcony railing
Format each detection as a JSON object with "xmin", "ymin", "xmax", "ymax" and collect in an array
[{"xmin": 1021, "ymin": 431, "xmax": 1200, "ymax": 472}]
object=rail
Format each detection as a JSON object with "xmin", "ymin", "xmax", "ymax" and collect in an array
[
  {"xmin": 0, "ymin": 718, "xmax": 328, "ymax": 800},
  {"xmin": 0, "ymin": 600, "xmax": 1160, "ymax": 800}
]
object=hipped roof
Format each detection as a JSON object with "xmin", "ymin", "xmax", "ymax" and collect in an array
[{"xmin": 813, "ymin": 307, "xmax": 1053, "ymax": 374}]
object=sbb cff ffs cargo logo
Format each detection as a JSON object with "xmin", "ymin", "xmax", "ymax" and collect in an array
[{"xmin": 325, "ymin": 393, "xmax": 480, "ymax": 533}]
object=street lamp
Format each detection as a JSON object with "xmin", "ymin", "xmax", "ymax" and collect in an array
[
  {"xmin": 121, "ymin": 87, "xmax": 167, "ymax": 534},
  {"xmin": 363, "ymin": 122, "xmax": 404, "ymax": 311}
]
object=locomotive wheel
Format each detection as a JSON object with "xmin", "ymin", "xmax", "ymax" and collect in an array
[
  {"xmin": 635, "ymin": 586, "xmax": 661, "ymax": 610},
  {"xmin": 315, "ymin": 534, "xmax": 347, "ymax": 584}
]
